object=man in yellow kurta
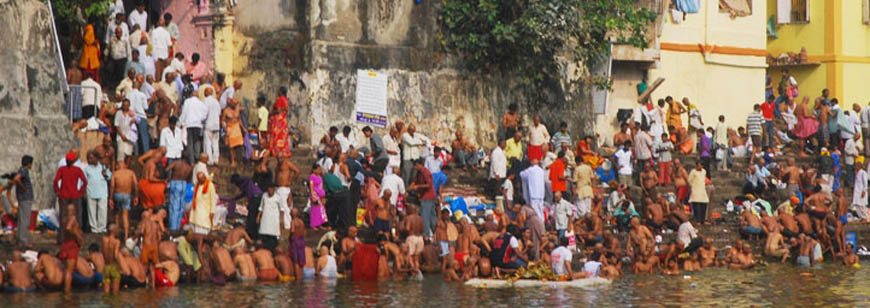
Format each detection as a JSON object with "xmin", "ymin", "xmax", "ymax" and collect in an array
[
  {"xmin": 190, "ymin": 171, "xmax": 216, "ymax": 235},
  {"xmin": 504, "ymin": 131, "xmax": 524, "ymax": 165},
  {"xmin": 687, "ymin": 161, "xmax": 709, "ymax": 224},
  {"xmin": 572, "ymin": 159, "xmax": 595, "ymax": 216}
]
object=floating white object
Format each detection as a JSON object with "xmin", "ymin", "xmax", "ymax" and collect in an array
[{"xmin": 464, "ymin": 277, "xmax": 612, "ymax": 288}]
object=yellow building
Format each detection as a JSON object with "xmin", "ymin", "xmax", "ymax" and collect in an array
[
  {"xmin": 766, "ymin": 0, "xmax": 870, "ymax": 106},
  {"xmin": 597, "ymin": 0, "xmax": 766, "ymax": 144}
]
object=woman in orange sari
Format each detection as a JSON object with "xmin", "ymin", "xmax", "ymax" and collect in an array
[
  {"xmin": 576, "ymin": 136, "xmax": 603, "ymax": 169},
  {"xmin": 79, "ymin": 24, "xmax": 101, "ymax": 82},
  {"xmin": 268, "ymin": 88, "xmax": 293, "ymax": 158}
]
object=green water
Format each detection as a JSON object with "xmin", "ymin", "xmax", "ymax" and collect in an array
[{"xmin": 3, "ymin": 262, "xmax": 868, "ymax": 307}]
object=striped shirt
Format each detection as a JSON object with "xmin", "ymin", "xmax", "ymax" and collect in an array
[{"xmin": 746, "ymin": 112, "xmax": 764, "ymax": 136}]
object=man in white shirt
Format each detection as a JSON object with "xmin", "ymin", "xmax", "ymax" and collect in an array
[
  {"xmin": 401, "ymin": 124, "xmax": 427, "ymax": 186},
  {"xmin": 202, "ymin": 86, "xmax": 222, "ymax": 165},
  {"xmin": 258, "ymin": 184, "xmax": 289, "ymax": 245},
  {"xmin": 551, "ymin": 238, "xmax": 574, "ymax": 277},
  {"xmin": 380, "ymin": 166, "xmax": 405, "ymax": 207},
  {"xmin": 489, "ymin": 139, "xmax": 507, "ymax": 198},
  {"xmin": 179, "ymin": 95, "xmax": 207, "ymax": 163},
  {"xmin": 105, "ymin": 12, "xmax": 129, "ymax": 44},
  {"xmin": 127, "ymin": 4, "xmax": 147, "ymax": 33},
  {"xmin": 553, "ymin": 192, "xmax": 573, "ymax": 239},
  {"xmin": 150, "ymin": 19, "xmax": 173, "ymax": 82},
  {"xmin": 114, "ymin": 99, "xmax": 137, "ymax": 162},
  {"xmin": 125, "ymin": 77, "xmax": 150, "ymax": 154},
  {"xmin": 859, "ymin": 103, "xmax": 870, "ymax": 157},
  {"xmin": 105, "ymin": 26, "xmax": 130, "ymax": 87},
  {"xmin": 490, "ymin": 139, "xmax": 507, "ymax": 180},
  {"xmin": 844, "ymin": 134, "xmax": 859, "ymax": 187},
  {"xmin": 383, "ymin": 127, "xmax": 401, "ymax": 175},
  {"xmin": 614, "ymin": 140, "xmax": 633, "ymax": 186},
  {"xmin": 80, "ymin": 73, "xmax": 101, "ymax": 119},
  {"xmin": 335, "ymin": 126, "xmax": 357, "ymax": 154},
  {"xmin": 220, "ymin": 80, "xmax": 242, "ymax": 109},
  {"xmin": 520, "ymin": 159, "xmax": 546, "ymax": 221},
  {"xmin": 527, "ymin": 116, "xmax": 550, "ymax": 161},
  {"xmin": 160, "ymin": 116, "xmax": 185, "ymax": 162}
]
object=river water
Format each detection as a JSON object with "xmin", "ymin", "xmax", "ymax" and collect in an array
[{"xmin": 3, "ymin": 262, "xmax": 868, "ymax": 307}]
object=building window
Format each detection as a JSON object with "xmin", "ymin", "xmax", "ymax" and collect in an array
[
  {"xmin": 777, "ymin": 0, "xmax": 809, "ymax": 24},
  {"xmin": 719, "ymin": 0, "xmax": 752, "ymax": 17},
  {"xmin": 864, "ymin": 0, "xmax": 870, "ymax": 24}
]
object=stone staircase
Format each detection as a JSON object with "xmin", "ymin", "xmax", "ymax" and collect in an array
[{"xmin": 211, "ymin": 145, "xmax": 317, "ymax": 209}]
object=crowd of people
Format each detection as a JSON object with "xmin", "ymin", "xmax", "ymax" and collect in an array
[{"xmin": 0, "ymin": 0, "xmax": 868, "ymax": 294}]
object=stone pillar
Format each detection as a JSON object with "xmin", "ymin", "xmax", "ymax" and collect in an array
[{"xmin": 213, "ymin": 14, "xmax": 235, "ymax": 84}]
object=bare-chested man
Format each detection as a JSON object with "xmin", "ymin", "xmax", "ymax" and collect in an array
[
  {"xmin": 672, "ymin": 158, "xmax": 689, "ymax": 203},
  {"xmin": 613, "ymin": 123, "xmax": 631, "ymax": 148},
  {"xmin": 158, "ymin": 236, "xmax": 178, "ymax": 262},
  {"xmin": 729, "ymin": 243, "xmax": 756, "ymax": 270},
  {"xmin": 289, "ymin": 207, "xmax": 307, "ymax": 279},
  {"xmin": 102, "ymin": 224, "xmax": 122, "ymax": 293},
  {"xmin": 765, "ymin": 228, "xmax": 791, "ymax": 263},
  {"xmin": 275, "ymin": 159, "xmax": 301, "ymax": 206},
  {"xmin": 698, "ymin": 238, "xmax": 719, "ymax": 267},
  {"xmin": 641, "ymin": 162, "xmax": 658, "ymax": 196},
  {"xmin": 633, "ymin": 249, "xmax": 659, "ymax": 274},
  {"xmin": 274, "ymin": 246, "xmax": 295, "ymax": 281},
  {"xmin": 155, "ymin": 259, "xmax": 180, "ymax": 285},
  {"xmin": 842, "ymin": 243, "xmax": 859, "ymax": 267},
  {"xmin": 796, "ymin": 234, "xmax": 813, "ymax": 266},
  {"xmin": 73, "ymin": 255, "xmax": 98, "ymax": 288},
  {"xmin": 138, "ymin": 209, "xmax": 162, "ymax": 287},
  {"xmin": 795, "ymin": 212, "xmax": 814, "ymax": 235},
  {"xmin": 739, "ymin": 210, "xmax": 763, "ymax": 239},
  {"xmin": 645, "ymin": 197, "xmax": 665, "ymax": 233},
  {"xmin": 780, "ymin": 158, "xmax": 803, "ymax": 197},
  {"xmin": 119, "ymin": 248, "xmax": 147, "ymax": 288},
  {"xmin": 805, "ymin": 188, "xmax": 832, "ymax": 234},
  {"xmin": 59, "ymin": 203, "xmax": 83, "ymax": 293},
  {"xmin": 166, "ymin": 158, "xmax": 192, "ymax": 231},
  {"xmin": 233, "ymin": 247, "xmax": 257, "ymax": 282},
  {"xmin": 95, "ymin": 135, "xmax": 116, "ymax": 171},
  {"xmin": 577, "ymin": 212, "xmax": 603, "ymax": 246},
  {"xmin": 211, "ymin": 241, "xmax": 237, "ymax": 279},
  {"xmin": 303, "ymin": 246, "xmax": 316, "ymax": 279},
  {"xmin": 627, "ymin": 217, "xmax": 654, "ymax": 261},
  {"xmin": 760, "ymin": 210, "xmax": 781, "ymax": 235},
  {"xmin": 6, "ymin": 251, "xmax": 35, "ymax": 292},
  {"xmin": 138, "ymin": 147, "xmax": 168, "ymax": 209},
  {"xmin": 339, "ymin": 226, "xmax": 359, "ymax": 272},
  {"xmin": 374, "ymin": 190, "xmax": 393, "ymax": 236},
  {"xmin": 110, "ymin": 158, "xmax": 138, "ymax": 239},
  {"xmin": 253, "ymin": 244, "xmax": 279, "ymax": 281},
  {"xmin": 777, "ymin": 207, "xmax": 801, "ymax": 238},
  {"xmin": 225, "ymin": 224, "xmax": 254, "ymax": 251},
  {"xmin": 87, "ymin": 243, "xmax": 105, "ymax": 275}
]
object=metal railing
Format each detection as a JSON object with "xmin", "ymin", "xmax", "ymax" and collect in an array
[{"xmin": 45, "ymin": 0, "xmax": 68, "ymax": 95}]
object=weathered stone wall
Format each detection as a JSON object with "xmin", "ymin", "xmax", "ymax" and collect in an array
[
  {"xmin": 0, "ymin": 0, "xmax": 75, "ymax": 208},
  {"xmin": 229, "ymin": 0, "xmax": 594, "ymax": 149}
]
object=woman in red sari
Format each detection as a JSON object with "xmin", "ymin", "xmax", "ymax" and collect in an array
[{"xmin": 269, "ymin": 87, "xmax": 293, "ymax": 158}]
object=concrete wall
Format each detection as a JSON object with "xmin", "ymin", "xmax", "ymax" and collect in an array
[
  {"xmin": 648, "ymin": 0, "xmax": 766, "ymax": 131},
  {"xmin": 221, "ymin": 0, "xmax": 594, "ymax": 149},
  {"xmin": 0, "ymin": 0, "xmax": 75, "ymax": 208}
]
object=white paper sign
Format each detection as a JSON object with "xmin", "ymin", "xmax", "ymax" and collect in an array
[{"xmin": 355, "ymin": 70, "xmax": 388, "ymax": 127}]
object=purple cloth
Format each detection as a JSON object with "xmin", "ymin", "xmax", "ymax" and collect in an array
[
  {"xmin": 699, "ymin": 134, "xmax": 712, "ymax": 157},
  {"xmin": 290, "ymin": 236, "xmax": 306, "ymax": 266}
]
